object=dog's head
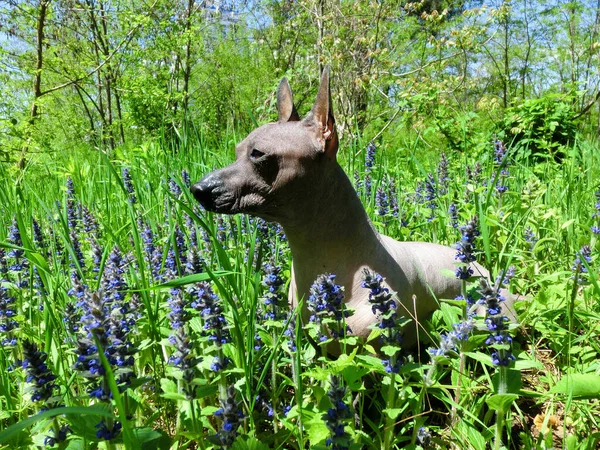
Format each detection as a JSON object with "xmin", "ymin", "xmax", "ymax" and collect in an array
[{"xmin": 190, "ymin": 67, "xmax": 338, "ymax": 222}]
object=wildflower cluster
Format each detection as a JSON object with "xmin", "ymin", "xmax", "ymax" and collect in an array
[
  {"xmin": 307, "ymin": 273, "xmax": 350, "ymax": 342},
  {"xmin": 465, "ymin": 161, "xmax": 483, "ymax": 202},
  {"xmin": 591, "ymin": 189, "xmax": 600, "ymax": 234},
  {"xmin": 416, "ymin": 426, "xmax": 432, "ymax": 448},
  {"xmin": 524, "ymin": 227, "xmax": 538, "ymax": 252},
  {"xmin": 428, "ymin": 319, "xmax": 474, "ymax": 358},
  {"xmin": 322, "ymin": 375, "xmax": 352, "ymax": 450},
  {"xmin": 7, "ymin": 220, "xmax": 29, "ymax": 288},
  {"xmin": 122, "ymin": 167, "xmax": 137, "ymax": 204},
  {"xmin": 139, "ymin": 219, "xmax": 162, "ymax": 280},
  {"xmin": 20, "ymin": 340, "xmax": 71, "ymax": 449},
  {"xmin": 214, "ymin": 384, "xmax": 245, "ymax": 447},
  {"xmin": 437, "ymin": 152, "xmax": 450, "ymax": 195},
  {"xmin": 375, "ymin": 178, "xmax": 400, "ymax": 222},
  {"xmin": 424, "ymin": 173, "xmax": 437, "ymax": 221},
  {"xmin": 479, "ymin": 278, "xmax": 514, "ymax": 366},
  {"xmin": 262, "ymin": 261, "xmax": 285, "ymax": 321},
  {"xmin": 21, "ymin": 339, "xmax": 59, "ymax": 406},
  {"xmin": 361, "ymin": 269, "xmax": 403, "ymax": 373},
  {"xmin": 364, "ymin": 141, "xmax": 376, "ymax": 197},
  {"xmin": 493, "ymin": 140, "xmax": 510, "ymax": 196},
  {"xmin": 0, "ymin": 282, "xmax": 17, "ymax": 347},
  {"xmin": 572, "ymin": 245, "xmax": 592, "ymax": 285},
  {"xmin": 192, "ymin": 282, "xmax": 231, "ymax": 372},
  {"xmin": 72, "ymin": 245, "xmax": 139, "ymax": 441},
  {"xmin": 375, "ymin": 184, "xmax": 388, "ymax": 217},
  {"xmin": 448, "ymin": 202, "xmax": 459, "ymax": 229},
  {"xmin": 167, "ymin": 285, "xmax": 201, "ymax": 396},
  {"xmin": 455, "ymin": 217, "xmax": 479, "ymax": 280}
]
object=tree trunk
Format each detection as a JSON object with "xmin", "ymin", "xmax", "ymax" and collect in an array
[{"xmin": 19, "ymin": 0, "xmax": 51, "ymax": 168}]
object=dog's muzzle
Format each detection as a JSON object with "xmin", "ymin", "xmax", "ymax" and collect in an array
[{"xmin": 190, "ymin": 174, "xmax": 223, "ymax": 211}]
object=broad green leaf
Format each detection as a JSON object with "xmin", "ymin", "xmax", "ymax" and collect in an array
[
  {"xmin": 549, "ymin": 374, "xmax": 600, "ymax": 398},
  {"xmin": 133, "ymin": 427, "xmax": 172, "ymax": 450},
  {"xmin": 486, "ymin": 393, "xmax": 518, "ymax": 412},
  {"xmin": 0, "ymin": 406, "xmax": 115, "ymax": 444}
]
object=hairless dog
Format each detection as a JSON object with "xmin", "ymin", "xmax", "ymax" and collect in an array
[{"xmin": 191, "ymin": 67, "xmax": 512, "ymax": 348}]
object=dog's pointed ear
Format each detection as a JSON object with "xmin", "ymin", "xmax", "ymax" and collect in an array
[
  {"xmin": 310, "ymin": 65, "xmax": 338, "ymax": 156},
  {"xmin": 276, "ymin": 77, "xmax": 300, "ymax": 122}
]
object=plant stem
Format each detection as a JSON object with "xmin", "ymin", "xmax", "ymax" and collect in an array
[
  {"xmin": 271, "ymin": 328, "xmax": 279, "ymax": 434},
  {"xmin": 451, "ymin": 278, "xmax": 468, "ymax": 424},
  {"xmin": 382, "ymin": 327, "xmax": 398, "ymax": 450}
]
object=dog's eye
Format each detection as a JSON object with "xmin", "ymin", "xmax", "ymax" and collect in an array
[{"xmin": 250, "ymin": 149, "xmax": 265, "ymax": 160}]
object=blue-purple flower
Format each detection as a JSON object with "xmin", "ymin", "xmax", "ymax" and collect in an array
[
  {"xmin": 307, "ymin": 273, "xmax": 350, "ymax": 341},
  {"xmin": 214, "ymin": 384, "xmax": 245, "ymax": 446},
  {"xmin": 524, "ymin": 227, "xmax": 538, "ymax": 251},
  {"xmin": 66, "ymin": 178, "xmax": 78, "ymax": 230},
  {"xmin": 478, "ymin": 278, "xmax": 514, "ymax": 366},
  {"xmin": 121, "ymin": 167, "xmax": 136, "ymax": 204},
  {"xmin": 455, "ymin": 217, "xmax": 479, "ymax": 280},
  {"xmin": 7, "ymin": 220, "xmax": 29, "ymax": 287},
  {"xmin": 323, "ymin": 375, "xmax": 352, "ymax": 450},
  {"xmin": 493, "ymin": 140, "xmax": 510, "ymax": 195},
  {"xmin": 592, "ymin": 190, "xmax": 600, "ymax": 234},
  {"xmin": 416, "ymin": 426, "xmax": 432, "ymax": 448},
  {"xmin": 376, "ymin": 185, "xmax": 389, "ymax": 217},
  {"xmin": 448, "ymin": 203, "xmax": 458, "ymax": 229},
  {"xmin": 32, "ymin": 218, "xmax": 48, "ymax": 256},
  {"xmin": 0, "ymin": 284, "xmax": 18, "ymax": 346},
  {"xmin": 429, "ymin": 317, "xmax": 475, "ymax": 358},
  {"xmin": 466, "ymin": 162, "xmax": 482, "ymax": 186},
  {"xmin": 361, "ymin": 269, "xmax": 403, "ymax": 371},
  {"xmin": 365, "ymin": 141, "xmax": 376, "ymax": 172},
  {"xmin": 437, "ymin": 152, "xmax": 449, "ymax": 195},
  {"xmin": 262, "ymin": 262, "xmax": 285, "ymax": 321},
  {"xmin": 424, "ymin": 173, "xmax": 437, "ymax": 221},
  {"xmin": 21, "ymin": 339, "xmax": 59, "ymax": 406},
  {"xmin": 96, "ymin": 420, "xmax": 122, "ymax": 441},
  {"xmin": 572, "ymin": 245, "xmax": 592, "ymax": 284}
]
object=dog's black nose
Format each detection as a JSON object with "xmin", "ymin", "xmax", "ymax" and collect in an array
[{"xmin": 190, "ymin": 175, "xmax": 220, "ymax": 211}]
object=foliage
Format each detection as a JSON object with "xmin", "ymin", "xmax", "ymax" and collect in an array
[
  {"xmin": 2, "ymin": 1, "xmax": 600, "ymax": 161},
  {"xmin": 501, "ymin": 94, "xmax": 579, "ymax": 161},
  {"xmin": 1, "ymin": 0, "xmax": 600, "ymax": 447},
  {"xmin": 0, "ymin": 127, "xmax": 599, "ymax": 448}
]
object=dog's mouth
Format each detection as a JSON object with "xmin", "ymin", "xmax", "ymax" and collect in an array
[
  {"xmin": 191, "ymin": 177, "xmax": 273, "ymax": 218},
  {"xmin": 196, "ymin": 191, "xmax": 237, "ymax": 214}
]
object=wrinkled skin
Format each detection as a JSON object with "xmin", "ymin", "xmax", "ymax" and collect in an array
[{"xmin": 191, "ymin": 69, "xmax": 514, "ymax": 349}]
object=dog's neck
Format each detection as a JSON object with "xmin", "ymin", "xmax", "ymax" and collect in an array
[{"xmin": 278, "ymin": 162, "xmax": 384, "ymax": 297}]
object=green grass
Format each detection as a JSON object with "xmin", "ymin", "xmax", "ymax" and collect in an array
[{"xmin": 0, "ymin": 130, "xmax": 599, "ymax": 449}]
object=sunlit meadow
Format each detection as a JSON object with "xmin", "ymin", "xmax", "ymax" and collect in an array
[{"xmin": 1, "ymin": 130, "xmax": 599, "ymax": 449}]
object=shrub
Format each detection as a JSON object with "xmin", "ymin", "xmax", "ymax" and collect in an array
[{"xmin": 500, "ymin": 94, "xmax": 578, "ymax": 161}]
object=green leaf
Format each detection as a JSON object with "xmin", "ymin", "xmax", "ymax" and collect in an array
[
  {"xmin": 134, "ymin": 427, "xmax": 172, "ymax": 450},
  {"xmin": 492, "ymin": 369, "xmax": 522, "ymax": 394},
  {"xmin": 380, "ymin": 345, "xmax": 401, "ymax": 357},
  {"xmin": 160, "ymin": 378, "xmax": 178, "ymax": 394},
  {"xmin": 486, "ymin": 394, "xmax": 518, "ymax": 412},
  {"xmin": 463, "ymin": 351, "xmax": 494, "ymax": 366},
  {"xmin": 328, "ymin": 349, "xmax": 358, "ymax": 371},
  {"xmin": 0, "ymin": 406, "xmax": 115, "ymax": 444},
  {"xmin": 560, "ymin": 219, "xmax": 575, "ymax": 229},
  {"xmin": 383, "ymin": 408, "xmax": 403, "ymax": 420},
  {"xmin": 549, "ymin": 374, "xmax": 600, "ymax": 398},
  {"xmin": 231, "ymin": 436, "xmax": 271, "ymax": 450},
  {"xmin": 146, "ymin": 271, "xmax": 234, "ymax": 290},
  {"xmin": 160, "ymin": 378, "xmax": 188, "ymax": 400},
  {"xmin": 304, "ymin": 410, "xmax": 330, "ymax": 446}
]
